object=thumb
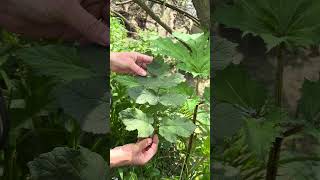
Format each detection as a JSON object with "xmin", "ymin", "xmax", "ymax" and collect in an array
[
  {"xmin": 63, "ymin": 2, "xmax": 108, "ymax": 46},
  {"xmin": 137, "ymin": 138, "xmax": 152, "ymax": 150},
  {"xmin": 130, "ymin": 62, "xmax": 147, "ymax": 76}
]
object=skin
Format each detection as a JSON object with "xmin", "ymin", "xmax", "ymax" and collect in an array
[
  {"xmin": 110, "ymin": 52, "xmax": 158, "ymax": 167},
  {"xmin": 110, "ymin": 52, "xmax": 153, "ymax": 76},
  {"xmin": 110, "ymin": 135, "xmax": 159, "ymax": 168},
  {"xmin": 0, "ymin": 0, "xmax": 108, "ymax": 46},
  {"xmin": 0, "ymin": 0, "xmax": 158, "ymax": 167}
]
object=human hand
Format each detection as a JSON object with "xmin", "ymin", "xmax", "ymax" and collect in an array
[
  {"xmin": 0, "ymin": 0, "xmax": 108, "ymax": 46},
  {"xmin": 110, "ymin": 135, "xmax": 159, "ymax": 168},
  {"xmin": 110, "ymin": 52, "xmax": 153, "ymax": 76}
]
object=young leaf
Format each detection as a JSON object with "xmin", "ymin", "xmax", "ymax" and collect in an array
[
  {"xmin": 159, "ymin": 115, "xmax": 196, "ymax": 143},
  {"xmin": 28, "ymin": 147, "xmax": 108, "ymax": 180},
  {"xmin": 120, "ymin": 108, "xmax": 154, "ymax": 137}
]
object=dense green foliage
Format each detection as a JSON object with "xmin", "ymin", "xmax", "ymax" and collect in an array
[
  {"xmin": 213, "ymin": 0, "xmax": 320, "ymax": 179},
  {"xmin": 0, "ymin": 29, "xmax": 109, "ymax": 179},
  {"xmin": 110, "ymin": 15, "xmax": 210, "ymax": 179}
]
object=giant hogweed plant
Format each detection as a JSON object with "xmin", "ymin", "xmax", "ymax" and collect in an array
[
  {"xmin": 214, "ymin": 0, "xmax": 320, "ymax": 179},
  {"xmin": 114, "ymin": 32, "xmax": 211, "ymax": 179}
]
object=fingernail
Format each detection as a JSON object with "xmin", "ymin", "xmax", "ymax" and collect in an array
[{"xmin": 140, "ymin": 71, "xmax": 147, "ymax": 76}]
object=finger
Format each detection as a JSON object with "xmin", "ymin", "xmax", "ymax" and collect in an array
[
  {"xmin": 150, "ymin": 134, "xmax": 159, "ymax": 151},
  {"xmin": 134, "ymin": 52, "xmax": 153, "ymax": 64},
  {"xmin": 130, "ymin": 62, "xmax": 148, "ymax": 76},
  {"xmin": 144, "ymin": 135, "xmax": 159, "ymax": 159},
  {"xmin": 81, "ymin": 0, "xmax": 104, "ymax": 19},
  {"xmin": 136, "ymin": 62, "xmax": 147, "ymax": 69},
  {"xmin": 63, "ymin": 2, "xmax": 108, "ymax": 46},
  {"xmin": 137, "ymin": 138, "xmax": 152, "ymax": 150}
]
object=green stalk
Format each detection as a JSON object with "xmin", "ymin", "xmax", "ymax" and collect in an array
[
  {"xmin": 180, "ymin": 77, "xmax": 200, "ymax": 180},
  {"xmin": 266, "ymin": 44, "xmax": 284, "ymax": 180}
]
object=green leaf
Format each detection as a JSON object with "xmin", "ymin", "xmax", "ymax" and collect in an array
[
  {"xmin": 298, "ymin": 78, "xmax": 320, "ymax": 123},
  {"xmin": 203, "ymin": 86, "xmax": 210, "ymax": 103},
  {"xmin": 159, "ymin": 115, "xmax": 196, "ymax": 143},
  {"xmin": 54, "ymin": 77, "xmax": 109, "ymax": 134},
  {"xmin": 243, "ymin": 118, "xmax": 281, "ymax": 160},
  {"xmin": 28, "ymin": 147, "xmax": 108, "ymax": 180},
  {"xmin": 137, "ymin": 73, "xmax": 185, "ymax": 89},
  {"xmin": 215, "ymin": 0, "xmax": 320, "ymax": 49},
  {"xmin": 114, "ymin": 75, "xmax": 140, "ymax": 88},
  {"xmin": 53, "ymin": 45, "xmax": 109, "ymax": 134},
  {"xmin": 136, "ymin": 89, "xmax": 159, "ymax": 105},
  {"xmin": 153, "ymin": 33, "xmax": 210, "ymax": 77},
  {"xmin": 213, "ymin": 103, "xmax": 244, "ymax": 140},
  {"xmin": 159, "ymin": 93, "xmax": 187, "ymax": 107},
  {"xmin": 119, "ymin": 108, "xmax": 154, "ymax": 137},
  {"xmin": 212, "ymin": 36, "xmax": 237, "ymax": 71},
  {"xmin": 16, "ymin": 45, "xmax": 95, "ymax": 82},
  {"xmin": 260, "ymin": 34, "xmax": 287, "ymax": 51},
  {"xmin": 214, "ymin": 65, "xmax": 267, "ymax": 111},
  {"xmin": 146, "ymin": 58, "xmax": 170, "ymax": 76}
]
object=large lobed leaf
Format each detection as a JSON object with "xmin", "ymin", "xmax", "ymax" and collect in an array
[
  {"xmin": 16, "ymin": 45, "xmax": 95, "ymax": 82},
  {"xmin": 119, "ymin": 108, "xmax": 196, "ymax": 142},
  {"xmin": 16, "ymin": 45, "xmax": 109, "ymax": 134},
  {"xmin": 28, "ymin": 147, "xmax": 108, "ymax": 180},
  {"xmin": 213, "ymin": 65, "xmax": 267, "ymax": 111},
  {"xmin": 243, "ymin": 117, "xmax": 281, "ymax": 161},
  {"xmin": 115, "ymin": 60, "xmax": 187, "ymax": 107},
  {"xmin": 159, "ymin": 115, "xmax": 196, "ymax": 143},
  {"xmin": 119, "ymin": 108, "xmax": 154, "ymax": 137},
  {"xmin": 152, "ymin": 32, "xmax": 210, "ymax": 78},
  {"xmin": 215, "ymin": 0, "xmax": 320, "ymax": 50}
]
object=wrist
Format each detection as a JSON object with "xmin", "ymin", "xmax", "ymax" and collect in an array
[{"xmin": 110, "ymin": 146, "xmax": 132, "ymax": 168}]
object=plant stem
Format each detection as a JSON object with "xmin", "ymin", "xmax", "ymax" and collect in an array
[
  {"xmin": 180, "ymin": 103, "xmax": 199, "ymax": 179},
  {"xmin": 275, "ymin": 45, "xmax": 284, "ymax": 107},
  {"xmin": 146, "ymin": 0, "xmax": 200, "ymax": 25},
  {"xmin": 133, "ymin": 0, "xmax": 193, "ymax": 52},
  {"xmin": 266, "ymin": 45, "xmax": 284, "ymax": 180}
]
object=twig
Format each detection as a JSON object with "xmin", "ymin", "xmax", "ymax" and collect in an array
[
  {"xmin": 110, "ymin": 10, "xmax": 138, "ymax": 33},
  {"xmin": 115, "ymin": 0, "xmax": 133, "ymax": 5},
  {"xmin": 133, "ymin": 0, "xmax": 173, "ymax": 33},
  {"xmin": 132, "ymin": 0, "xmax": 193, "ymax": 52},
  {"xmin": 146, "ymin": 0, "xmax": 200, "ymax": 26}
]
